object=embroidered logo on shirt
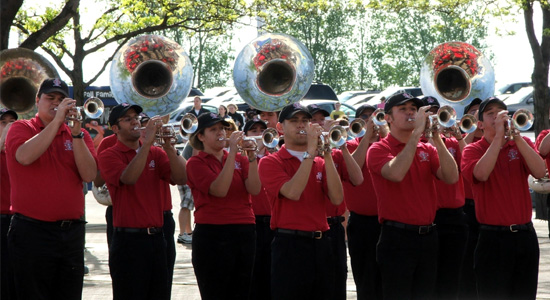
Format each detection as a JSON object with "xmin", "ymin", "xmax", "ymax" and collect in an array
[
  {"xmin": 316, "ymin": 172, "xmax": 322, "ymax": 181},
  {"xmin": 64, "ymin": 140, "xmax": 73, "ymax": 151},
  {"xmin": 508, "ymin": 149, "xmax": 519, "ymax": 161},
  {"xmin": 149, "ymin": 160, "xmax": 156, "ymax": 169},
  {"xmin": 418, "ymin": 151, "xmax": 430, "ymax": 162},
  {"xmin": 235, "ymin": 161, "xmax": 242, "ymax": 170}
]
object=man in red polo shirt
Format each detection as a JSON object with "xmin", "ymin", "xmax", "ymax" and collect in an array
[
  {"xmin": 462, "ymin": 97, "xmax": 545, "ymax": 299},
  {"xmin": 345, "ymin": 104, "xmax": 386, "ymax": 300},
  {"xmin": 5, "ymin": 78, "xmax": 97, "ymax": 300},
  {"xmin": 535, "ymin": 125, "xmax": 550, "ymax": 237},
  {"xmin": 0, "ymin": 108, "xmax": 17, "ymax": 300},
  {"xmin": 258, "ymin": 103, "xmax": 344, "ymax": 300},
  {"xmin": 98, "ymin": 103, "xmax": 187, "ymax": 300},
  {"xmin": 367, "ymin": 92, "xmax": 459, "ymax": 299}
]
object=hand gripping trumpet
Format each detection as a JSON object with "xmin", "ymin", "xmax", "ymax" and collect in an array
[
  {"xmin": 506, "ymin": 109, "xmax": 534, "ymax": 139},
  {"xmin": 316, "ymin": 125, "xmax": 348, "ymax": 156},
  {"xmin": 220, "ymin": 128, "xmax": 281, "ymax": 153},
  {"xmin": 134, "ymin": 115, "xmax": 177, "ymax": 145},
  {"xmin": 64, "ymin": 97, "xmax": 105, "ymax": 128},
  {"xmin": 425, "ymin": 105, "xmax": 457, "ymax": 139},
  {"xmin": 371, "ymin": 108, "xmax": 387, "ymax": 135}
]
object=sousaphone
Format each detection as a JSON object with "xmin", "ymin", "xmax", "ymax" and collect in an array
[{"xmin": 420, "ymin": 41, "xmax": 494, "ymax": 118}]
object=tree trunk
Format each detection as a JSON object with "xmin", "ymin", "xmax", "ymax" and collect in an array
[{"xmin": 0, "ymin": 0, "xmax": 24, "ymax": 50}]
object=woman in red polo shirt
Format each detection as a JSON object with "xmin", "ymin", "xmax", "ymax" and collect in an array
[{"xmin": 186, "ymin": 112, "xmax": 261, "ymax": 300}]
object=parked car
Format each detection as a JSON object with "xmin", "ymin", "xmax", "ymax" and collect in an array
[
  {"xmin": 504, "ymin": 86, "xmax": 541, "ymax": 117},
  {"xmin": 338, "ymin": 89, "xmax": 380, "ymax": 103},
  {"xmin": 365, "ymin": 86, "xmax": 423, "ymax": 106},
  {"xmin": 346, "ymin": 94, "xmax": 377, "ymax": 108},
  {"xmin": 203, "ymin": 87, "xmax": 236, "ymax": 102},
  {"xmin": 168, "ymin": 103, "xmax": 218, "ymax": 143},
  {"xmin": 496, "ymin": 82, "xmax": 532, "ymax": 100}
]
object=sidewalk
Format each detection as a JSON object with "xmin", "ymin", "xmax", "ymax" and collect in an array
[{"xmin": 82, "ymin": 185, "xmax": 550, "ymax": 299}]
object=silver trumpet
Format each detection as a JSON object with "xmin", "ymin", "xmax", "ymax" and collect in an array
[
  {"xmin": 134, "ymin": 115, "xmax": 177, "ymax": 145},
  {"xmin": 459, "ymin": 114, "xmax": 477, "ymax": 134},
  {"xmin": 180, "ymin": 113, "xmax": 198, "ymax": 134},
  {"xmin": 222, "ymin": 128, "xmax": 281, "ymax": 152},
  {"xmin": 372, "ymin": 109, "xmax": 387, "ymax": 135},
  {"xmin": 65, "ymin": 97, "xmax": 105, "ymax": 128},
  {"xmin": 317, "ymin": 125, "xmax": 348, "ymax": 155},
  {"xmin": 507, "ymin": 109, "xmax": 534, "ymax": 139},
  {"xmin": 425, "ymin": 105, "xmax": 457, "ymax": 138}
]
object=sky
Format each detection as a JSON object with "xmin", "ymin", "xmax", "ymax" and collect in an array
[{"xmin": 7, "ymin": 1, "xmax": 543, "ymax": 92}]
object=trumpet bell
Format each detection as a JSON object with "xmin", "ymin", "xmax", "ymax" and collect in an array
[
  {"xmin": 233, "ymin": 33, "xmax": 315, "ymax": 112},
  {"xmin": 83, "ymin": 97, "xmax": 104, "ymax": 119},
  {"xmin": 372, "ymin": 109, "xmax": 387, "ymax": 126},
  {"xmin": 512, "ymin": 109, "xmax": 534, "ymax": 131},
  {"xmin": 110, "ymin": 35, "xmax": 193, "ymax": 117},
  {"xmin": 262, "ymin": 128, "xmax": 280, "ymax": 149},
  {"xmin": 180, "ymin": 113, "xmax": 198, "ymax": 134},
  {"xmin": 437, "ymin": 105, "xmax": 457, "ymax": 128},
  {"xmin": 328, "ymin": 125, "xmax": 348, "ymax": 148},
  {"xmin": 348, "ymin": 119, "xmax": 366, "ymax": 138},
  {"xmin": 420, "ymin": 42, "xmax": 494, "ymax": 117},
  {"xmin": 459, "ymin": 114, "xmax": 477, "ymax": 133}
]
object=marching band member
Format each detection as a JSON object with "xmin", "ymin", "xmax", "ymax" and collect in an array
[
  {"xmin": 243, "ymin": 117, "xmax": 273, "ymax": 300},
  {"xmin": 367, "ymin": 93, "xmax": 459, "ymax": 299},
  {"xmin": 98, "ymin": 103, "xmax": 186, "ymax": 300},
  {"xmin": 421, "ymin": 96, "xmax": 468, "ymax": 299},
  {"xmin": 345, "ymin": 104, "xmax": 385, "ymax": 300},
  {"xmin": 0, "ymin": 108, "xmax": 17, "ymax": 300},
  {"xmin": 258, "ymin": 103, "xmax": 344, "ymax": 300},
  {"xmin": 186, "ymin": 112, "xmax": 260, "ymax": 300},
  {"xmin": 535, "ymin": 122, "xmax": 550, "ymax": 237},
  {"xmin": 6, "ymin": 78, "xmax": 97, "ymax": 299},
  {"xmin": 307, "ymin": 103, "xmax": 363, "ymax": 300},
  {"xmin": 461, "ymin": 97, "xmax": 545, "ymax": 299}
]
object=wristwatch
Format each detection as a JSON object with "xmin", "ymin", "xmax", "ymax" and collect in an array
[
  {"xmin": 302, "ymin": 151, "xmax": 313, "ymax": 160},
  {"xmin": 72, "ymin": 132, "xmax": 84, "ymax": 139}
]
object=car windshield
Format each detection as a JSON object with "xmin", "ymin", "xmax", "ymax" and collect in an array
[{"xmin": 504, "ymin": 87, "xmax": 533, "ymax": 105}]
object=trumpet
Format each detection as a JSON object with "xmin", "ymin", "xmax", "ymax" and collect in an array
[
  {"xmin": 459, "ymin": 114, "xmax": 477, "ymax": 133},
  {"xmin": 371, "ymin": 108, "xmax": 387, "ymax": 134},
  {"xmin": 134, "ymin": 117, "xmax": 177, "ymax": 145},
  {"xmin": 57, "ymin": 97, "xmax": 105, "ymax": 128},
  {"xmin": 335, "ymin": 118, "xmax": 366, "ymax": 138},
  {"xmin": 317, "ymin": 125, "xmax": 348, "ymax": 155},
  {"xmin": 221, "ymin": 128, "xmax": 281, "ymax": 152},
  {"xmin": 507, "ymin": 109, "xmax": 534, "ymax": 139},
  {"xmin": 180, "ymin": 113, "xmax": 198, "ymax": 134},
  {"xmin": 425, "ymin": 105, "xmax": 457, "ymax": 138}
]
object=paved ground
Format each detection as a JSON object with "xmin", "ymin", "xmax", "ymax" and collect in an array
[{"xmin": 81, "ymin": 184, "xmax": 550, "ymax": 300}]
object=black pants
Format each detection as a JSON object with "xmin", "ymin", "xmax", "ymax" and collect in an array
[
  {"xmin": 8, "ymin": 214, "xmax": 85, "ymax": 300},
  {"xmin": 1, "ymin": 214, "xmax": 15, "ymax": 300},
  {"xmin": 163, "ymin": 211, "xmax": 176, "ymax": 297},
  {"xmin": 271, "ymin": 229, "xmax": 333, "ymax": 300},
  {"xmin": 475, "ymin": 225, "xmax": 539, "ymax": 300},
  {"xmin": 105, "ymin": 205, "xmax": 113, "ymax": 248},
  {"xmin": 459, "ymin": 199, "xmax": 479, "ymax": 300},
  {"xmin": 110, "ymin": 230, "xmax": 169, "ymax": 300},
  {"xmin": 435, "ymin": 208, "xmax": 469, "ymax": 300},
  {"xmin": 347, "ymin": 212, "xmax": 382, "ymax": 300},
  {"xmin": 250, "ymin": 216, "xmax": 274, "ymax": 300},
  {"xmin": 377, "ymin": 223, "xmax": 438, "ymax": 300},
  {"xmin": 192, "ymin": 224, "xmax": 256, "ymax": 300},
  {"xmin": 327, "ymin": 219, "xmax": 347, "ymax": 300}
]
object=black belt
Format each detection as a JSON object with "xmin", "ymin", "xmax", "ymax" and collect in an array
[
  {"xmin": 163, "ymin": 210, "xmax": 172, "ymax": 216},
  {"xmin": 479, "ymin": 222, "xmax": 533, "ymax": 233},
  {"xmin": 255, "ymin": 215, "xmax": 271, "ymax": 224},
  {"xmin": 465, "ymin": 199, "xmax": 475, "ymax": 206},
  {"xmin": 327, "ymin": 216, "xmax": 345, "ymax": 225},
  {"xmin": 0, "ymin": 214, "xmax": 13, "ymax": 219},
  {"xmin": 384, "ymin": 220, "xmax": 436, "ymax": 235},
  {"xmin": 114, "ymin": 227, "xmax": 163, "ymax": 235},
  {"xmin": 276, "ymin": 228, "xmax": 324, "ymax": 239},
  {"xmin": 14, "ymin": 213, "xmax": 85, "ymax": 228}
]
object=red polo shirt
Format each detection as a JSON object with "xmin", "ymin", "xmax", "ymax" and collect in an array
[
  {"xmin": 463, "ymin": 135, "xmax": 481, "ymax": 200},
  {"xmin": 367, "ymin": 134, "xmax": 440, "ymax": 225},
  {"xmin": 435, "ymin": 136, "xmax": 465, "ymax": 209},
  {"xmin": 258, "ymin": 145, "xmax": 330, "ymax": 232},
  {"xmin": 251, "ymin": 154, "xmax": 271, "ymax": 216},
  {"xmin": 98, "ymin": 140, "xmax": 171, "ymax": 228},
  {"xmin": 1, "ymin": 151, "xmax": 11, "ymax": 214},
  {"xmin": 97, "ymin": 134, "xmax": 117, "ymax": 155},
  {"xmin": 345, "ymin": 137, "xmax": 378, "ymax": 216},
  {"xmin": 461, "ymin": 136, "xmax": 535, "ymax": 225},
  {"xmin": 5, "ymin": 116, "xmax": 96, "ymax": 221},
  {"xmin": 187, "ymin": 150, "xmax": 254, "ymax": 225},
  {"xmin": 535, "ymin": 129, "xmax": 550, "ymax": 170},
  {"xmin": 325, "ymin": 149, "xmax": 347, "ymax": 217}
]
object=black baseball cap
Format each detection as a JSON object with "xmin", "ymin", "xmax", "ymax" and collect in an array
[
  {"xmin": 0, "ymin": 108, "xmax": 18, "ymax": 120},
  {"xmin": 307, "ymin": 104, "xmax": 329, "ymax": 117},
  {"xmin": 384, "ymin": 92, "xmax": 423, "ymax": 114},
  {"xmin": 37, "ymin": 78, "xmax": 69, "ymax": 98},
  {"xmin": 478, "ymin": 97, "xmax": 507, "ymax": 121},
  {"xmin": 463, "ymin": 98, "xmax": 482, "ymax": 115},
  {"xmin": 195, "ymin": 112, "xmax": 230, "ymax": 133},
  {"xmin": 278, "ymin": 103, "xmax": 312, "ymax": 123},
  {"xmin": 421, "ymin": 96, "xmax": 440, "ymax": 108},
  {"xmin": 355, "ymin": 104, "xmax": 376, "ymax": 118},
  {"xmin": 243, "ymin": 117, "xmax": 267, "ymax": 134},
  {"xmin": 108, "ymin": 103, "xmax": 143, "ymax": 127}
]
